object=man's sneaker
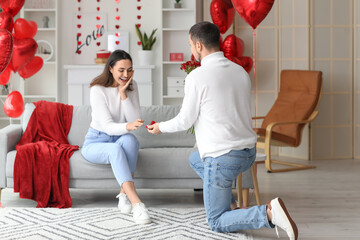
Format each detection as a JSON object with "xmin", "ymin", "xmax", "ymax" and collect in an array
[
  {"xmin": 132, "ymin": 202, "xmax": 151, "ymax": 224},
  {"xmin": 270, "ymin": 197, "xmax": 298, "ymax": 240},
  {"xmin": 116, "ymin": 193, "xmax": 132, "ymax": 214}
]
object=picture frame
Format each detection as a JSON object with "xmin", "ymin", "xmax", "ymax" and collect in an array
[{"xmin": 107, "ymin": 31, "xmax": 129, "ymax": 53}]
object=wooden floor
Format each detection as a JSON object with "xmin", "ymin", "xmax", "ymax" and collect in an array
[{"xmin": 1, "ymin": 158, "xmax": 360, "ymax": 239}]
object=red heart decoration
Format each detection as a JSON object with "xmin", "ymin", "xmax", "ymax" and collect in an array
[
  {"xmin": 78, "ymin": 7, "xmax": 81, "ymax": 11},
  {"xmin": 77, "ymin": 15, "xmax": 81, "ymax": 19},
  {"xmin": 115, "ymin": 41, "xmax": 119, "ymax": 45},
  {"xmin": 115, "ymin": 25, "xmax": 120, "ymax": 29},
  {"xmin": 0, "ymin": 0, "xmax": 25, "ymax": 17},
  {"xmin": 0, "ymin": 11, "xmax": 14, "ymax": 32},
  {"xmin": 10, "ymin": 37, "xmax": 38, "ymax": 72},
  {"xmin": 77, "ymin": 41, "xmax": 81, "ymax": 45},
  {"xmin": 77, "ymin": 24, "xmax": 81, "ymax": 28},
  {"xmin": 210, "ymin": 0, "xmax": 235, "ymax": 34},
  {"xmin": 97, "ymin": 0, "xmax": 100, "ymax": 2},
  {"xmin": 18, "ymin": 56, "xmax": 43, "ymax": 79},
  {"xmin": 116, "ymin": 8, "xmax": 119, "ymax": 12},
  {"xmin": 0, "ymin": 65, "xmax": 12, "ymax": 85},
  {"xmin": 228, "ymin": 56, "xmax": 253, "ymax": 73},
  {"xmin": 96, "ymin": 33, "xmax": 101, "ymax": 38},
  {"xmin": 115, "ymin": 32, "xmax": 120, "ymax": 37},
  {"xmin": 3, "ymin": 91, "xmax": 24, "ymax": 118},
  {"xmin": 96, "ymin": 16, "xmax": 101, "ymax": 20},
  {"xmin": 13, "ymin": 18, "xmax": 38, "ymax": 39},
  {"xmin": 136, "ymin": 24, "xmax": 141, "ymax": 28},
  {"xmin": 137, "ymin": 0, "xmax": 141, "ymax": 2},
  {"xmin": 231, "ymin": 0, "xmax": 274, "ymax": 29},
  {"xmin": 0, "ymin": 29, "xmax": 13, "ymax": 75},
  {"xmin": 115, "ymin": 0, "xmax": 120, "ymax": 3},
  {"xmin": 137, "ymin": 15, "xmax": 141, "ymax": 20},
  {"xmin": 96, "ymin": 24, "xmax": 101, "ymax": 29},
  {"xmin": 96, "ymin": 42, "xmax": 100, "ymax": 46},
  {"xmin": 77, "ymin": 33, "xmax": 81, "ymax": 37},
  {"xmin": 222, "ymin": 34, "xmax": 244, "ymax": 58},
  {"xmin": 115, "ymin": 16, "xmax": 120, "ymax": 21},
  {"xmin": 77, "ymin": 0, "xmax": 81, "ymax": 2},
  {"xmin": 97, "ymin": 7, "xmax": 100, "ymax": 11},
  {"xmin": 77, "ymin": 50, "xmax": 81, "ymax": 54},
  {"xmin": 137, "ymin": 6, "xmax": 141, "ymax": 10},
  {"xmin": 137, "ymin": 41, "xmax": 141, "ymax": 46}
]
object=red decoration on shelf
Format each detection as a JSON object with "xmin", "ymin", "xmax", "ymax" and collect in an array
[{"xmin": 170, "ymin": 53, "xmax": 184, "ymax": 62}]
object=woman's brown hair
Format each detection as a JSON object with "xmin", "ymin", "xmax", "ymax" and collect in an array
[{"xmin": 90, "ymin": 50, "xmax": 133, "ymax": 91}]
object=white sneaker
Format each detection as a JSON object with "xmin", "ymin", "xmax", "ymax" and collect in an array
[
  {"xmin": 270, "ymin": 197, "xmax": 298, "ymax": 240},
  {"xmin": 132, "ymin": 202, "xmax": 151, "ymax": 224},
  {"xmin": 116, "ymin": 193, "xmax": 132, "ymax": 214}
]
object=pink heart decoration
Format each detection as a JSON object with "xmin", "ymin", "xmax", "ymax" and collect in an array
[
  {"xmin": 0, "ymin": 0, "xmax": 25, "ymax": 17},
  {"xmin": 115, "ymin": 0, "xmax": 120, "ymax": 3},
  {"xmin": 115, "ymin": 16, "xmax": 120, "ymax": 21},
  {"xmin": 18, "ymin": 56, "xmax": 43, "ymax": 79},
  {"xmin": 10, "ymin": 37, "xmax": 37, "ymax": 72},
  {"xmin": 231, "ymin": 0, "xmax": 274, "ymax": 29},
  {"xmin": 210, "ymin": 0, "xmax": 235, "ymax": 34},
  {"xmin": 0, "ymin": 11, "xmax": 14, "ymax": 32},
  {"xmin": 0, "ymin": 29, "xmax": 13, "ymax": 75},
  {"xmin": 96, "ymin": 24, "xmax": 101, "ymax": 29},
  {"xmin": 96, "ymin": 33, "xmax": 101, "ymax": 38}
]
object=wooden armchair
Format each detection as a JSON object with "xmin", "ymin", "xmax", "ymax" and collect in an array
[{"xmin": 255, "ymin": 70, "xmax": 322, "ymax": 173}]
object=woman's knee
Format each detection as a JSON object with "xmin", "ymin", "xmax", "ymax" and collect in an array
[{"xmin": 121, "ymin": 133, "xmax": 139, "ymax": 149}]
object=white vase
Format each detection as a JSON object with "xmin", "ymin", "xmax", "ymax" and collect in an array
[{"xmin": 138, "ymin": 50, "xmax": 153, "ymax": 66}]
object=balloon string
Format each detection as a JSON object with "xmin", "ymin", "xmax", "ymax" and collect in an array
[{"xmin": 252, "ymin": 29, "xmax": 257, "ymax": 129}]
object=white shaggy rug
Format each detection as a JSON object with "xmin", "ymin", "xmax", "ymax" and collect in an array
[{"xmin": 0, "ymin": 208, "xmax": 253, "ymax": 240}]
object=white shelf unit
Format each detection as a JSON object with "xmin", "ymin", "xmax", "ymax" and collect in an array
[
  {"xmin": 0, "ymin": 0, "xmax": 58, "ymax": 129},
  {"xmin": 161, "ymin": 0, "xmax": 201, "ymax": 106}
]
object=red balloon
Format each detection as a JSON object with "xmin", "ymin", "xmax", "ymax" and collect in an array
[
  {"xmin": 10, "ymin": 38, "xmax": 38, "ymax": 72},
  {"xmin": 13, "ymin": 18, "xmax": 38, "ymax": 39},
  {"xmin": 228, "ymin": 55, "xmax": 253, "ymax": 73},
  {"xmin": 18, "ymin": 56, "xmax": 43, "ymax": 79},
  {"xmin": 222, "ymin": 34, "xmax": 244, "ymax": 58},
  {"xmin": 231, "ymin": 0, "xmax": 275, "ymax": 29},
  {"xmin": 0, "ymin": 29, "xmax": 13, "ymax": 75},
  {"xmin": 4, "ymin": 91, "xmax": 24, "ymax": 118},
  {"xmin": 0, "ymin": 0, "xmax": 25, "ymax": 17},
  {"xmin": 0, "ymin": 65, "xmax": 12, "ymax": 85},
  {"xmin": 0, "ymin": 11, "xmax": 14, "ymax": 32},
  {"xmin": 210, "ymin": 0, "xmax": 235, "ymax": 34}
]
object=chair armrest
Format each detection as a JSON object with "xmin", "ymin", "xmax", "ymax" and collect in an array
[
  {"xmin": 0, "ymin": 124, "xmax": 22, "ymax": 188},
  {"xmin": 263, "ymin": 111, "xmax": 318, "ymax": 145}
]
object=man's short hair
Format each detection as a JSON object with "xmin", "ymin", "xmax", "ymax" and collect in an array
[{"xmin": 189, "ymin": 21, "xmax": 220, "ymax": 50}]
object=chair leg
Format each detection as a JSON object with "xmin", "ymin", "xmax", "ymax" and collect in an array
[
  {"xmin": 236, "ymin": 173, "xmax": 242, "ymax": 208},
  {"xmin": 242, "ymin": 189, "xmax": 249, "ymax": 207},
  {"xmin": 251, "ymin": 163, "xmax": 261, "ymax": 205}
]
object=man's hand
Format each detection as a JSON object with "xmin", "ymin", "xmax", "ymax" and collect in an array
[
  {"xmin": 147, "ymin": 122, "xmax": 162, "ymax": 135},
  {"xmin": 126, "ymin": 118, "xmax": 144, "ymax": 131}
]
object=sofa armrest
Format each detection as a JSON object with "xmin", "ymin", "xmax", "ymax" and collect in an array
[{"xmin": 0, "ymin": 124, "xmax": 22, "ymax": 188}]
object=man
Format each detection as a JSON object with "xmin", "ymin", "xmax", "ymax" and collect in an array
[{"xmin": 147, "ymin": 21, "xmax": 298, "ymax": 240}]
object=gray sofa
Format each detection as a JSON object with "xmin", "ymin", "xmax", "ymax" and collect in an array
[{"xmin": 0, "ymin": 104, "xmax": 253, "ymax": 201}]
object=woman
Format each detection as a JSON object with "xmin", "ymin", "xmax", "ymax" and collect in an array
[{"xmin": 81, "ymin": 50, "xmax": 150, "ymax": 224}]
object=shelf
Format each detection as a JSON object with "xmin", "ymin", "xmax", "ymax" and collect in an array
[
  {"xmin": 162, "ymin": 8, "xmax": 194, "ymax": 12},
  {"xmin": 24, "ymin": 9, "xmax": 56, "ymax": 12},
  {"xmin": 163, "ymin": 61, "xmax": 183, "ymax": 64},
  {"xmin": 24, "ymin": 95, "xmax": 56, "ymax": 99},
  {"xmin": 0, "ymin": 117, "xmax": 21, "ymax": 120},
  {"xmin": 38, "ymin": 28, "xmax": 56, "ymax": 31},
  {"xmin": 163, "ymin": 95, "xmax": 184, "ymax": 99}
]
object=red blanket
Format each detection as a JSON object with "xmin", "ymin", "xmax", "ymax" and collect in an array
[{"xmin": 14, "ymin": 101, "xmax": 79, "ymax": 208}]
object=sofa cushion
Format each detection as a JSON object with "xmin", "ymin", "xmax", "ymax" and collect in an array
[
  {"xmin": 67, "ymin": 105, "xmax": 92, "ymax": 147},
  {"xmin": 133, "ymin": 105, "xmax": 196, "ymax": 148},
  {"xmin": 22, "ymin": 103, "xmax": 36, "ymax": 132}
]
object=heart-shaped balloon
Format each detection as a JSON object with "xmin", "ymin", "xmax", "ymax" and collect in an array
[
  {"xmin": 4, "ymin": 90, "xmax": 24, "ymax": 118},
  {"xmin": 228, "ymin": 56, "xmax": 253, "ymax": 73},
  {"xmin": 231, "ymin": 0, "xmax": 275, "ymax": 29},
  {"xmin": 0, "ymin": 0, "xmax": 26, "ymax": 17},
  {"xmin": 11, "ymin": 38, "xmax": 38, "ymax": 72},
  {"xmin": 210, "ymin": 0, "xmax": 235, "ymax": 34},
  {"xmin": 0, "ymin": 65, "xmax": 12, "ymax": 85},
  {"xmin": 0, "ymin": 11, "xmax": 14, "ymax": 32},
  {"xmin": 13, "ymin": 18, "xmax": 38, "ymax": 39},
  {"xmin": 0, "ymin": 29, "xmax": 13, "ymax": 75},
  {"xmin": 18, "ymin": 56, "xmax": 43, "ymax": 79},
  {"xmin": 222, "ymin": 34, "xmax": 244, "ymax": 58}
]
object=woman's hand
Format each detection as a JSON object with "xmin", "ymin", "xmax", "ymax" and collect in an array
[
  {"xmin": 118, "ymin": 70, "xmax": 134, "ymax": 100},
  {"xmin": 126, "ymin": 118, "xmax": 144, "ymax": 131}
]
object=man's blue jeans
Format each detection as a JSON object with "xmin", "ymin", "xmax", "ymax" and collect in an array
[
  {"xmin": 81, "ymin": 128, "xmax": 139, "ymax": 187},
  {"xmin": 189, "ymin": 147, "xmax": 273, "ymax": 232}
]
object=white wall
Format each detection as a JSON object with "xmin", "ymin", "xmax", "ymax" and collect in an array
[{"xmin": 59, "ymin": 0, "xmax": 162, "ymax": 105}]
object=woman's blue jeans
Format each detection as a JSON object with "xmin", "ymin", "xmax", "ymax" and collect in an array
[
  {"xmin": 189, "ymin": 147, "xmax": 273, "ymax": 232},
  {"xmin": 81, "ymin": 128, "xmax": 139, "ymax": 187}
]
